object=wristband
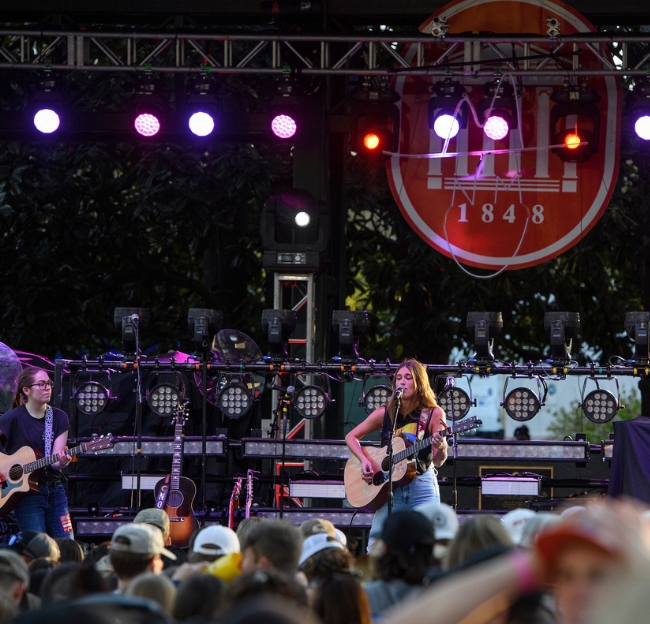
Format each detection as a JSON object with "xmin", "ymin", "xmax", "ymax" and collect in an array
[{"xmin": 510, "ymin": 549, "xmax": 539, "ymax": 593}]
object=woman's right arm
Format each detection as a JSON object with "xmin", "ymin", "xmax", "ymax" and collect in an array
[{"xmin": 345, "ymin": 408, "xmax": 385, "ymax": 476}]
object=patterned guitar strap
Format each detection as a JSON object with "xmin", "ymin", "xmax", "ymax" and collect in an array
[{"xmin": 44, "ymin": 405, "xmax": 54, "ymax": 458}]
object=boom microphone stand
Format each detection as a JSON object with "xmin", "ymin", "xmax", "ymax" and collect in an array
[{"xmin": 386, "ymin": 386, "xmax": 403, "ymax": 515}]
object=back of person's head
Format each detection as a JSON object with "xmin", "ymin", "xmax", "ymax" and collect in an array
[
  {"xmin": 235, "ymin": 517, "xmax": 265, "ymax": 544},
  {"xmin": 375, "ymin": 510, "xmax": 435, "ymax": 584},
  {"xmin": 299, "ymin": 519, "xmax": 336, "ymax": 539},
  {"xmin": 0, "ymin": 549, "xmax": 29, "ymax": 605},
  {"xmin": 311, "ymin": 574, "xmax": 371, "ymax": 624},
  {"xmin": 227, "ymin": 568, "xmax": 307, "ymax": 606},
  {"xmin": 133, "ymin": 508, "xmax": 171, "ymax": 545},
  {"xmin": 0, "ymin": 591, "xmax": 16, "ymax": 624},
  {"xmin": 11, "ymin": 530, "xmax": 60, "ymax": 562},
  {"xmin": 109, "ymin": 523, "xmax": 175, "ymax": 581},
  {"xmin": 298, "ymin": 534, "xmax": 351, "ymax": 582},
  {"xmin": 241, "ymin": 520, "xmax": 302, "ymax": 576},
  {"xmin": 188, "ymin": 525, "xmax": 240, "ymax": 564},
  {"xmin": 39, "ymin": 562, "xmax": 81, "ymax": 605},
  {"xmin": 443, "ymin": 514, "xmax": 514, "ymax": 570},
  {"xmin": 219, "ymin": 595, "xmax": 320, "ymax": 624},
  {"xmin": 173, "ymin": 573, "xmax": 226, "ymax": 621},
  {"xmin": 123, "ymin": 572, "xmax": 177, "ymax": 615},
  {"xmin": 28, "ymin": 557, "xmax": 59, "ymax": 598},
  {"xmin": 84, "ymin": 542, "xmax": 111, "ymax": 568},
  {"xmin": 519, "ymin": 513, "xmax": 561, "ymax": 550},
  {"xmin": 55, "ymin": 538, "xmax": 85, "ymax": 563}
]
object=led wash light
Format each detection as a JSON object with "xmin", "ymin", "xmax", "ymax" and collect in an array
[
  {"xmin": 134, "ymin": 112, "xmax": 161, "ymax": 137},
  {"xmin": 271, "ymin": 113, "xmax": 298, "ymax": 139},
  {"xmin": 479, "ymin": 80, "xmax": 517, "ymax": 142},
  {"xmin": 189, "ymin": 111, "xmax": 215, "ymax": 137},
  {"xmin": 34, "ymin": 109, "xmax": 60, "ymax": 134}
]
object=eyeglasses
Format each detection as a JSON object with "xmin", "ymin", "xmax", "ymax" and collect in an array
[{"xmin": 29, "ymin": 380, "xmax": 54, "ymax": 390}]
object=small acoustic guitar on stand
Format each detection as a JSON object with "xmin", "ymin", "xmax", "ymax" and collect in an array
[{"xmin": 154, "ymin": 402, "xmax": 196, "ymax": 547}]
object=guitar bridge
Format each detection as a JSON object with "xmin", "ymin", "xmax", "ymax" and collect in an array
[{"xmin": 372, "ymin": 472, "xmax": 386, "ymax": 486}]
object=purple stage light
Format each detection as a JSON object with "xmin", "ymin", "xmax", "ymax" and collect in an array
[
  {"xmin": 271, "ymin": 114, "xmax": 297, "ymax": 139},
  {"xmin": 433, "ymin": 113, "xmax": 460, "ymax": 139},
  {"xmin": 134, "ymin": 112, "xmax": 161, "ymax": 137},
  {"xmin": 33, "ymin": 109, "xmax": 60, "ymax": 134},
  {"xmin": 189, "ymin": 111, "xmax": 215, "ymax": 137},
  {"xmin": 635, "ymin": 115, "xmax": 650, "ymax": 141},
  {"xmin": 483, "ymin": 114, "xmax": 510, "ymax": 141}
]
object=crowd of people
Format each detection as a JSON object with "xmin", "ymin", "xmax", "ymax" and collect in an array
[{"xmin": 0, "ymin": 499, "xmax": 647, "ymax": 624}]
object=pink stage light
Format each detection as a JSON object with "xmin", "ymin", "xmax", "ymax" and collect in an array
[
  {"xmin": 134, "ymin": 112, "xmax": 161, "ymax": 137},
  {"xmin": 483, "ymin": 115, "xmax": 510, "ymax": 141},
  {"xmin": 271, "ymin": 114, "xmax": 297, "ymax": 139}
]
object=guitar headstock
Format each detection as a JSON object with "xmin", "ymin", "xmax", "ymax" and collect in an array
[
  {"xmin": 232, "ymin": 477, "xmax": 243, "ymax": 502},
  {"xmin": 87, "ymin": 433, "xmax": 116, "ymax": 453},
  {"xmin": 449, "ymin": 416, "xmax": 482, "ymax": 436},
  {"xmin": 172, "ymin": 400, "xmax": 190, "ymax": 427}
]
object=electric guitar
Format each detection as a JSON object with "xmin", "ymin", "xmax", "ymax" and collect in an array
[
  {"xmin": 344, "ymin": 416, "xmax": 481, "ymax": 511},
  {"xmin": 245, "ymin": 469, "xmax": 257, "ymax": 519},
  {"xmin": 228, "ymin": 477, "xmax": 243, "ymax": 529},
  {"xmin": 154, "ymin": 404, "xmax": 196, "ymax": 547},
  {"xmin": 0, "ymin": 434, "xmax": 115, "ymax": 517}
]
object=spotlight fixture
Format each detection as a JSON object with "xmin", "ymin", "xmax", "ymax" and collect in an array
[
  {"xmin": 351, "ymin": 77, "xmax": 400, "ymax": 158},
  {"xmin": 332, "ymin": 310, "xmax": 369, "ymax": 360},
  {"xmin": 147, "ymin": 382, "xmax": 183, "ymax": 417},
  {"xmin": 437, "ymin": 385, "xmax": 472, "ymax": 420},
  {"xmin": 467, "ymin": 312, "xmax": 503, "ymax": 361},
  {"xmin": 501, "ymin": 377, "xmax": 547, "ymax": 422},
  {"xmin": 631, "ymin": 79, "xmax": 650, "ymax": 140},
  {"xmin": 479, "ymin": 80, "xmax": 517, "ymax": 142},
  {"xmin": 218, "ymin": 377, "xmax": 254, "ymax": 419},
  {"xmin": 32, "ymin": 72, "xmax": 63, "ymax": 134},
  {"xmin": 261, "ymin": 309, "xmax": 298, "ymax": 357},
  {"xmin": 260, "ymin": 188, "xmax": 330, "ymax": 272},
  {"xmin": 624, "ymin": 311, "xmax": 650, "ymax": 364},
  {"xmin": 133, "ymin": 73, "xmax": 164, "ymax": 137},
  {"xmin": 360, "ymin": 376, "xmax": 392, "ymax": 414},
  {"xmin": 293, "ymin": 384, "xmax": 330, "ymax": 419},
  {"xmin": 74, "ymin": 381, "xmax": 113, "ymax": 415},
  {"xmin": 580, "ymin": 378, "xmax": 620, "ymax": 424},
  {"xmin": 428, "ymin": 79, "xmax": 467, "ymax": 140},
  {"xmin": 113, "ymin": 307, "xmax": 150, "ymax": 354},
  {"xmin": 543, "ymin": 311, "xmax": 580, "ymax": 362},
  {"xmin": 269, "ymin": 75, "xmax": 300, "ymax": 139},
  {"xmin": 188, "ymin": 308, "xmax": 223, "ymax": 350},
  {"xmin": 186, "ymin": 72, "xmax": 219, "ymax": 137},
  {"xmin": 550, "ymin": 83, "xmax": 600, "ymax": 162}
]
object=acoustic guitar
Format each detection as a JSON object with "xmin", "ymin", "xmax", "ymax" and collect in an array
[
  {"xmin": 344, "ymin": 416, "xmax": 481, "ymax": 511},
  {"xmin": 0, "ymin": 434, "xmax": 115, "ymax": 517},
  {"xmin": 154, "ymin": 404, "xmax": 196, "ymax": 547}
]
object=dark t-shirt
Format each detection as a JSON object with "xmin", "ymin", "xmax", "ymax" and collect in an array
[{"xmin": 0, "ymin": 405, "xmax": 70, "ymax": 479}]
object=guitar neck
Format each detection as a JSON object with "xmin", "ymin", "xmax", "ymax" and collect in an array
[
  {"xmin": 24, "ymin": 442, "xmax": 86, "ymax": 474},
  {"xmin": 391, "ymin": 427, "xmax": 458, "ymax": 465},
  {"xmin": 170, "ymin": 417, "xmax": 184, "ymax": 491}
]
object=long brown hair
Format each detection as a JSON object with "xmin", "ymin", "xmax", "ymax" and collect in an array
[
  {"xmin": 12, "ymin": 367, "xmax": 47, "ymax": 408},
  {"xmin": 386, "ymin": 358, "xmax": 438, "ymax": 414}
]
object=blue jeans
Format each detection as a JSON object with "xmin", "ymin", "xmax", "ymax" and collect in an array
[
  {"xmin": 368, "ymin": 467, "xmax": 440, "ymax": 548},
  {"xmin": 12, "ymin": 483, "xmax": 74, "ymax": 539}
]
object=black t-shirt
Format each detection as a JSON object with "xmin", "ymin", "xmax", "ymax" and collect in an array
[{"xmin": 0, "ymin": 405, "xmax": 70, "ymax": 478}]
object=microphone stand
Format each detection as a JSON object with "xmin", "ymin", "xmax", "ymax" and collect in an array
[
  {"xmin": 277, "ymin": 386, "xmax": 294, "ymax": 520},
  {"xmin": 448, "ymin": 377, "xmax": 459, "ymax": 511},
  {"xmin": 133, "ymin": 318, "xmax": 143, "ymax": 513},
  {"xmin": 386, "ymin": 389, "xmax": 402, "ymax": 515}
]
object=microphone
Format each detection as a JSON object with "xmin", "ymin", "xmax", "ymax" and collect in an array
[
  {"xmin": 394, "ymin": 386, "xmax": 405, "ymax": 400},
  {"xmin": 286, "ymin": 385, "xmax": 295, "ymax": 396},
  {"xmin": 446, "ymin": 376, "xmax": 454, "ymax": 387}
]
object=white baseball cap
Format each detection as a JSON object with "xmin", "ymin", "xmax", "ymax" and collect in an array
[
  {"xmin": 414, "ymin": 502, "xmax": 459, "ymax": 541},
  {"xmin": 193, "ymin": 525, "xmax": 240, "ymax": 556},
  {"xmin": 501, "ymin": 508, "xmax": 537, "ymax": 545},
  {"xmin": 298, "ymin": 533, "xmax": 344, "ymax": 566}
]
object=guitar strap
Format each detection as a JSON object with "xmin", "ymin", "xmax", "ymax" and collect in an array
[
  {"xmin": 416, "ymin": 408, "xmax": 432, "ymax": 441},
  {"xmin": 44, "ymin": 406, "xmax": 54, "ymax": 457}
]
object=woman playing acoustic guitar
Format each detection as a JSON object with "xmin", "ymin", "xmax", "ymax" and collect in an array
[
  {"xmin": 0, "ymin": 367, "xmax": 74, "ymax": 538},
  {"xmin": 345, "ymin": 359, "xmax": 447, "ymax": 547}
]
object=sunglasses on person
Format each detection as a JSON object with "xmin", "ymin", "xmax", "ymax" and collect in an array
[{"xmin": 28, "ymin": 380, "xmax": 54, "ymax": 389}]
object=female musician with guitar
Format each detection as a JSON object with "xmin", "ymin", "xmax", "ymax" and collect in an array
[
  {"xmin": 345, "ymin": 359, "xmax": 447, "ymax": 546},
  {"xmin": 0, "ymin": 367, "xmax": 74, "ymax": 539}
]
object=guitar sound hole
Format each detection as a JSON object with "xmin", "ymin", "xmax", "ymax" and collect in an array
[
  {"xmin": 8, "ymin": 465, "xmax": 23, "ymax": 481},
  {"xmin": 381, "ymin": 456, "xmax": 390, "ymax": 472},
  {"xmin": 167, "ymin": 491, "xmax": 183, "ymax": 507}
]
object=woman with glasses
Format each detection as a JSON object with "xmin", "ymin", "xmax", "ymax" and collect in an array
[{"xmin": 0, "ymin": 367, "xmax": 73, "ymax": 538}]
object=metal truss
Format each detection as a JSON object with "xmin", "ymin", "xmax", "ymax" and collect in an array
[{"xmin": 1, "ymin": 28, "xmax": 650, "ymax": 77}]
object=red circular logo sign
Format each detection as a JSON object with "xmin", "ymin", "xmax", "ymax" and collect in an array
[{"xmin": 388, "ymin": 0, "xmax": 621, "ymax": 270}]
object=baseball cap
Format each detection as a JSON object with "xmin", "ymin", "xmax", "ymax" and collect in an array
[
  {"xmin": 501, "ymin": 508, "xmax": 537, "ymax": 545},
  {"xmin": 133, "ymin": 508, "xmax": 171, "ymax": 542},
  {"xmin": 415, "ymin": 502, "xmax": 459, "ymax": 541},
  {"xmin": 193, "ymin": 525, "xmax": 240, "ymax": 557},
  {"xmin": 10, "ymin": 530, "xmax": 60, "ymax": 560},
  {"xmin": 111, "ymin": 524, "xmax": 177, "ymax": 560},
  {"xmin": 0, "ymin": 549, "xmax": 29, "ymax": 585},
  {"xmin": 380, "ymin": 510, "xmax": 435, "ymax": 553},
  {"xmin": 298, "ymin": 533, "xmax": 344, "ymax": 566},
  {"xmin": 299, "ymin": 519, "xmax": 336, "ymax": 539}
]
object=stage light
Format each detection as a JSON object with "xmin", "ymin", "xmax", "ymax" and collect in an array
[
  {"xmin": 543, "ymin": 311, "xmax": 580, "ymax": 362},
  {"xmin": 188, "ymin": 308, "xmax": 223, "ymax": 350},
  {"xmin": 189, "ymin": 111, "xmax": 215, "ymax": 137},
  {"xmin": 184, "ymin": 72, "xmax": 219, "ymax": 137},
  {"xmin": 132, "ymin": 73, "xmax": 165, "ymax": 138},
  {"xmin": 32, "ymin": 72, "xmax": 63, "ymax": 134},
  {"xmin": 550, "ymin": 83, "xmax": 600, "ymax": 162},
  {"xmin": 437, "ymin": 385, "xmax": 472, "ymax": 420},
  {"xmin": 428, "ymin": 79, "xmax": 467, "ymax": 140},
  {"xmin": 360, "ymin": 376, "xmax": 392, "ymax": 414},
  {"xmin": 74, "ymin": 381, "xmax": 112, "ymax": 416},
  {"xmin": 34, "ymin": 109, "xmax": 60, "ymax": 134},
  {"xmin": 351, "ymin": 78, "xmax": 400, "ymax": 158},
  {"xmin": 293, "ymin": 385, "xmax": 330, "ymax": 419},
  {"xmin": 332, "ymin": 310, "xmax": 369, "ymax": 360},
  {"xmin": 261, "ymin": 309, "xmax": 297, "ymax": 357},
  {"xmin": 467, "ymin": 312, "xmax": 503, "ymax": 361},
  {"xmin": 294, "ymin": 211, "xmax": 310, "ymax": 227},
  {"xmin": 479, "ymin": 80, "xmax": 517, "ymax": 142},
  {"xmin": 581, "ymin": 387, "xmax": 619, "ymax": 424},
  {"xmin": 134, "ymin": 111, "xmax": 161, "ymax": 137},
  {"xmin": 271, "ymin": 113, "xmax": 298, "ymax": 139},
  {"xmin": 625, "ymin": 311, "xmax": 650, "ymax": 364},
  {"xmin": 113, "ymin": 307, "xmax": 150, "ymax": 354},
  {"xmin": 631, "ymin": 79, "xmax": 650, "ymax": 140},
  {"xmin": 269, "ymin": 75, "xmax": 300, "ymax": 140},
  {"xmin": 147, "ymin": 383, "xmax": 183, "ymax": 417},
  {"xmin": 218, "ymin": 379, "xmax": 253, "ymax": 419}
]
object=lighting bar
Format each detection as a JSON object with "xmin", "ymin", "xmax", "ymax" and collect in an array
[
  {"xmin": 121, "ymin": 474, "xmax": 164, "ymax": 490},
  {"xmin": 75, "ymin": 519, "xmax": 131, "ymax": 536},
  {"xmin": 241, "ymin": 438, "xmax": 378, "ymax": 460},
  {"xmin": 289, "ymin": 481, "xmax": 346, "ymax": 498},
  {"xmin": 452, "ymin": 440, "xmax": 589, "ymax": 462},
  {"xmin": 481, "ymin": 476, "xmax": 541, "ymax": 496},
  {"xmin": 601, "ymin": 440, "xmax": 614, "ymax": 461},
  {"xmin": 76, "ymin": 436, "xmax": 226, "ymax": 457}
]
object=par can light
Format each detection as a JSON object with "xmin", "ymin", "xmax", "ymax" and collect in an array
[
  {"xmin": 148, "ymin": 383, "xmax": 182, "ymax": 417},
  {"xmin": 74, "ymin": 381, "xmax": 111, "ymax": 415}
]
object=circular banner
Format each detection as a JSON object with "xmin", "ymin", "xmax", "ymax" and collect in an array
[{"xmin": 388, "ymin": 0, "xmax": 621, "ymax": 269}]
